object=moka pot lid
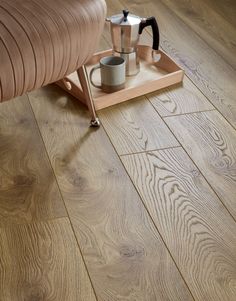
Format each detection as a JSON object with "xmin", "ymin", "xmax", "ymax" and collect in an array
[{"xmin": 107, "ymin": 10, "xmax": 141, "ymax": 26}]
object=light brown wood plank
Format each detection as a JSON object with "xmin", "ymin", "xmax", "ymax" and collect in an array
[
  {"xmin": 203, "ymin": 0, "xmax": 236, "ymax": 29},
  {"xmin": 99, "ymin": 96, "xmax": 179, "ymax": 155},
  {"xmin": 29, "ymin": 85, "xmax": 194, "ymax": 301},
  {"xmin": 148, "ymin": 78, "xmax": 213, "ymax": 117},
  {"xmin": 0, "ymin": 217, "xmax": 96, "ymax": 301},
  {"xmin": 116, "ymin": 0, "xmax": 236, "ymax": 128},
  {"xmin": 122, "ymin": 147, "xmax": 236, "ymax": 301},
  {"xmin": 165, "ymin": 111, "xmax": 236, "ymax": 219},
  {"xmin": 0, "ymin": 95, "xmax": 66, "ymax": 226},
  {"xmin": 162, "ymin": 0, "xmax": 236, "ymax": 70}
]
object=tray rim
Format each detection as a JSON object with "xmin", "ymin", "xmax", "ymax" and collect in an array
[{"xmin": 56, "ymin": 45, "xmax": 184, "ymax": 111}]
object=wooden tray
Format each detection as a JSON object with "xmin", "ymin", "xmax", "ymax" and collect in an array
[{"xmin": 57, "ymin": 45, "xmax": 184, "ymax": 110}]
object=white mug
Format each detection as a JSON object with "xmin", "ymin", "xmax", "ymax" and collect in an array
[{"xmin": 89, "ymin": 56, "xmax": 126, "ymax": 93}]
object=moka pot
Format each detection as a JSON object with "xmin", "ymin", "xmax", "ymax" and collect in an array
[{"xmin": 106, "ymin": 10, "xmax": 160, "ymax": 76}]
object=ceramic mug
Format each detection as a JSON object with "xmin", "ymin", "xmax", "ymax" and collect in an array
[{"xmin": 89, "ymin": 56, "xmax": 126, "ymax": 93}]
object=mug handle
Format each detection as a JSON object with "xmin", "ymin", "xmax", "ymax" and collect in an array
[{"xmin": 89, "ymin": 65, "xmax": 102, "ymax": 89}]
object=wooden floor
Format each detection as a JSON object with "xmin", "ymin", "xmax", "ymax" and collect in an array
[{"xmin": 0, "ymin": 0, "xmax": 236, "ymax": 300}]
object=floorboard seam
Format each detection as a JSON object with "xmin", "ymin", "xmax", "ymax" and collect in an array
[
  {"xmin": 119, "ymin": 145, "xmax": 181, "ymax": 157},
  {"xmin": 159, "ymin": 0, "xmax": 236, "ymax": 72},
  {"xmin": 183, "ymin": 75, "xmax": 236, "ymax": 131},
  {"xmin": 147, "ymin": 95, "xmax": 236, "ymax": 224},
  {"xmin": 0, "ymin": 216, "xmax": 70, "ymax": 230},
  {"xmin": 99, "ymin": 116, "xmax": 197, "ymax": 301},
  {"xmin": 156, "ymin": 108, "xmax": 216, "ymax": 118},
  {"xmin": 26, "ymin": 93, "xmax": 99, "ymax": 301},
  {"xmin": 138, "ymin": 1, "xmax": 236, "ymax": 131}
]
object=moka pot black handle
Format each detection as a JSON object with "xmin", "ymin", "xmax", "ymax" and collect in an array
[{"xmin": 139, "ymin": 16, "xmax": 159, "ymax": 50}]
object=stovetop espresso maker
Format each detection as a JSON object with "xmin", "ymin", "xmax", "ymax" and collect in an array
[{"xmin": 106, "ymin": 10, "xmax": 159, "ymax": 76}]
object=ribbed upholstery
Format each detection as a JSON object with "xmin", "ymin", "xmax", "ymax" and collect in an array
[{"xmin": 0, "ymin": 0, "xmax": 106, "ymax": 101}]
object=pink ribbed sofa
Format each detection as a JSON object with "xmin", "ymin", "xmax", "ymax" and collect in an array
[{"xmin": 0, "ymin": 0, "xmax": 106, "ymax": 126}]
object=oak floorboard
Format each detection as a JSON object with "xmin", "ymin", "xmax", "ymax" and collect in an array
[
  {"xmin": 28, "ymin": 85, "xmax": 194, "ymax": 301},
  {"xmin": 165, "ymin": 111, "xmax": 236, "ymax": 220},
  {"xmin": 116, "ymin": 0, "xmax": 236, "ymax": 128},
  {"xmin": 148, "ymin": 78, "xmax": 213, "ymax": 117},
  {"xmin": 122, "ymin": 147, "xmax": 236, "ymax": 301},
  {"xmin": 203, "ymin": 0, "xmax": 236, "ymax": 29},
  {"xmin": 0, "ymin": 95, "xmax": 66, "ymax": 226},
  {"xmin": 162, "ymin": 0, "xmax": 236, "ymax": 70},
  {"xmin": 0, "ymin": 217, "xmax": 96, "ymax": 301},
  {"xmin": 99, "ymin": 96, "xmax": 179, "ymax": 155}
]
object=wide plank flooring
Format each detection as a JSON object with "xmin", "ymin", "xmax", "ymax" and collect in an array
[
  {"xmin": 0, "ymin": 0, "xmax": 236, "ymax": 300},
  {"xmin": 163, "ymin": 0, "xmax": 236, "ymax": 70},
  {"xmin": 148, "ymin": 78, "xmax": 214, "ymax": 117},
  {"xmin": 29, "ymin": 86, "xmax": 193, "ymax": 301},
  {"xmin": 121, "ymin": 147, "xmax": 236, "ymax": 301},
  {"xmin": 165, "ymin": 111, "xmax": 236, "ymax": 220},
  {"xmin": 99, "ymin": 96, "xmax": 179, "ymax": 155},
  {"xmin": 0, "ymin": 96, "xmax": 66, "ymax": 226},
  {"xmin": 0, "ymin": 218, "xmax": 96, "ymax": 301}
]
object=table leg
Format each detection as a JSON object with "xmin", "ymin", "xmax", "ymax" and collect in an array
[{"xmin": 77, "ymin": 66, "xmax": 100, "ymax": 127}]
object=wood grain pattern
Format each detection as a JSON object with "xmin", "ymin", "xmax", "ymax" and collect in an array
[
  {"xmin": 29, "ymin": 85, "xmax": 193, "ymax": 301},
  {"xmin": 1, "ymin": 1, "xmax": 235, "ymax": 300},
  {"xmin": 148, "ymin": 78, "xmax": 213, "ymax": 117},
  {"xmin": 162, "ymin": 0, "xmax": 236, "ymax": 70},
  {"xmin": 165, "ymin": 111, "xmax": 236, "ymax": 219},
  {"xmin": 201, "ymin": 0, "xmax": 236, "ymax": 29},
  {"xmin": 117, "ymin": 0, "xmax": 236, "ymax": 128},
  {"xmin": 0, "ymin": 95, "xmax": 66, "ymax": 226},
  {"xmin": 122, "ymin": 147, "xmax": 236, "ymax": 301},
  {"xmin": 99, "ymin": 96, "xmax": 179, "ymax": 155},
  {"xmin": 0, "ymin": 217, "xmax": 96, "ymax": 301}
]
